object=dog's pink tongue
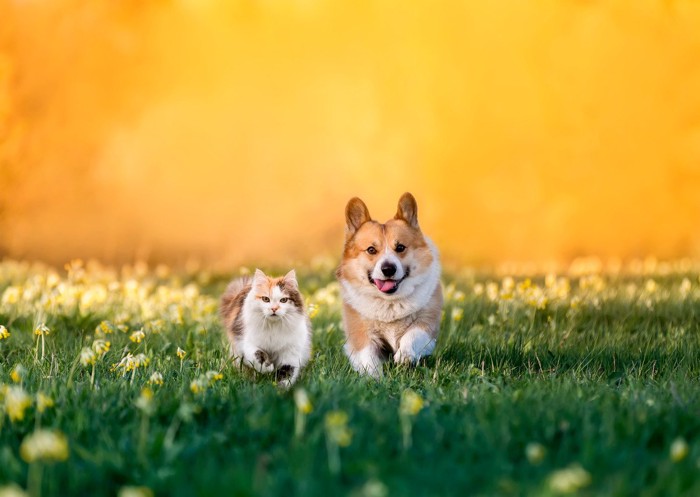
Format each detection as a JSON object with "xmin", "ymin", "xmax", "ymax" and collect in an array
[{"xmin": 375, "ymin": 279, "xmax": 397, "ymax": 292}]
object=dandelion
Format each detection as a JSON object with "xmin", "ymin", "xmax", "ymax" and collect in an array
[
  {"xmin": 36, "ymin": 393, "xmax": 54, "ymax": 414},
  {"xmin": 325, "ymin": 410, "xmax": 352, "ymax": 474},
  {"xmin": 294, "ymin": 388, "xmax": 313, "ymax": 438},
  {"xmin": 129, "ymin": 330, "xmax": 145, "ymax": 343},
  {"xmin": 0, "ymin": 325, "xmax": 9, "ymax": 340},
  {"xmin": 5, "ymin": 385, "xmax": 32, "ymax": 422},
  {"xmin": 525, "ymin": 442, "xmax": 546, "ymax": 465},
  {"xmin": 400, "ymin": 389, "xmax": 424, "ymax": 449},
  {"xmin": 20, "ymin": 429, "xmax": 69, "ymax": 463},
  {"xmin": 670, "ymin": 437, "xmax": 689, "ymax": 462},
  {"xmin": 11, "ymin": 364, "xmax": 26, "ymax": 384},
  {"xmin": 117, "ymin": 487, "xmax": 154, "ymax": 497},
  {"xmin": 148, "ymin": 372, "xmax": 164, "ymax": 386},
  {"xmin": 548, "ymin": 464, "xmax": 591, "ymax": 494}
]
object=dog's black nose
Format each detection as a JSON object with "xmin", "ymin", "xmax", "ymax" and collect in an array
[{"xmin": 381, "ymin": 263, "xmax": 397, "ymax": 277}]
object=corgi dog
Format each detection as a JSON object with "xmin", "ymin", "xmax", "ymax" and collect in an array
[{"xmin": 336, "ymin": 192, "xmax": 443, "ymax": 377}]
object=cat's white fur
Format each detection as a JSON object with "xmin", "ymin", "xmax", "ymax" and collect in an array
[{"xmin": 225, "ymin": 269, "xmax": 311, "ymax": 388}]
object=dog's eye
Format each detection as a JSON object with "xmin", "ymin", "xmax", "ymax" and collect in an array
[
  {"xmin": 261, "ymin": 296, "xmax": 270, "ymax": 302},
  {"xmin": 280, "ymin": 297, "xmax": 288, "ymax": 303},
  {"xmin": 367, "ymin": 247, "xmax": 377, "ymax": 255},
  {"xmin": 396, "ymin": 244, "xmax": 406, "ymax": 253}
]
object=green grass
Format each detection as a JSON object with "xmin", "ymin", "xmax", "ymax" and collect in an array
[{"xmin": 1, "ymin": 259, "xmax": 700, "ymax": 496}]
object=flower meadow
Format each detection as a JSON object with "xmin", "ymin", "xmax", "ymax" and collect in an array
[{"xmin": 1, "ymin": 257, "xmax": 700, "ymax": 496}]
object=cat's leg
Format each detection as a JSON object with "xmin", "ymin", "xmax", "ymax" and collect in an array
[
  {"xmin": 274, "ymin": 348, "xmax": 304, "ymax": 388},
  {"xmin": 275, "ymin": 364, "xmax": 298, "ymax": 389},
  {"xmin": 240, "ymin": 342, "xmax": 275, "ymax": 374},
  {"xmin": 394, "ymin": 327, "xmax": 436, "ymax": 365}
]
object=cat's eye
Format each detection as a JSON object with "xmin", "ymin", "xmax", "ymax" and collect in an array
[
  {"xmin": 367, "ymin": 246, "xmax": 377, "ymax": 255},
  {"xmin": 280, "ymin": 298, "xmax": 288, "ymax": 303},
  {"xmin": 396, "ymin": 243, "xmax": 406, "ymax": 253},
  {"xmin": 261, "ymin": 296, "xmax": 270, "ymax": 302}
]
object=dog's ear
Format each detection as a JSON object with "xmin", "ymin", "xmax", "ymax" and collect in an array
[
  {"xmin": 345, "ymin": 197, "xmax": 371, "ymax": 237},
  {"xmin": 395, "ymin": 192, "xmax": 419, "ymax": 228}
]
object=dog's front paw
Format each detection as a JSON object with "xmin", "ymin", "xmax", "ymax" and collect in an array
[
  {"xmin": 254, "ymin": 350, "xmax": 275, "ymax": 374},
  {"xmin": 394, "ymin": 328, "xmax": 436, "ymax": 365},
  {"xmin": 393, "ymin": 347, "xmax": 417, "ymax": 365}
]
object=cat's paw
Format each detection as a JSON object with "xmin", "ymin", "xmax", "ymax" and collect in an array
[
  {"xmin": 254, "ymin": 350, "xmax": 275, "ymax": 374},
  {"xmin": 275, "ymin": 365, "xmax": 296, "ymax": 389}
]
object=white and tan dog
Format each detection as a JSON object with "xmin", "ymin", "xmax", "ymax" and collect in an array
[{"xmin": 336, "ymin": 192, "xmax": 443, "ymax": 377}]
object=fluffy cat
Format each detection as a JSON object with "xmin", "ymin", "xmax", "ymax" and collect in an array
[{"xmin": 220, "ymin": 268, "xmax": 311, "ymax": 388}]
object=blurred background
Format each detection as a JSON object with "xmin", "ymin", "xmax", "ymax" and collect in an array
[{"xmin": 1, "ymin": 0, "xmax": 699, "ymax": 267}]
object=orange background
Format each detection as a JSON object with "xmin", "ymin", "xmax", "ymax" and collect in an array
[{"xmin": 1, "ymin": 0, "xmax": 700, "ymax": 266}]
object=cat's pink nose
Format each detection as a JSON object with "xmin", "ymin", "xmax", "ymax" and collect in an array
[{"xmin": 271, "ymin": 306, "xmax": 279, "ymax": 313}]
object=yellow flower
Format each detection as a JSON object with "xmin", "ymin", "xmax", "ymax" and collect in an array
[
  {"xmin": 36, "ymin": 393, "xmax": 54, "ymax": 413},
  {"xmin": 0, "ymin": 325, "xmax": 10, "ymax": 340},
  {"xmin": 176, "ymin": 347, "xmax": 186, "ymax": 360},
  {"xmin": 548, "ymin": 464, "xmax": 591, "ymax": 493},
  {"xmin": 80, "ymin": 347, "xmax": 97, "ymax": 367},
  {"xmin": 113, "ymin": 353, "xmax": 150, "ymax": 373},
  {"xmin": 10, "ymin": 364, "xmax": 25, "ymax": 384},
  {"xmin": 324, "ymin": 410, "xmax": 353, "ymax": 447},
  {"xmin": 135, "ymin": 388, "xmax": 155, "ymax": 415},
  {"xmin": 5, "ymin": 385, "xmax": 32, "ymax": 422},
  {"xmin": 34, "ymin": 323, "xmax": 50, "ymax": 336},
  {"xmin": 400, "ymin": 389, "xmax": 425, "ymax": 417},
  {"xmin": 451, "ymin": 307, "xmax": 464, "ymax": 322},
  {"xmin": 148, "ymin": 372, "xmax": 164, "ymax": 386},
  {"xmin": 294, "ymin": 388, "xmax": 313, "ymax": 414},
  {"xmin": 20, "ymin": 429, "xmax": 69, "ymax": 463},
  {"xmin": 117, "ymin": 487, "xmax": 154, "ymax": 497},
  {"xmin": 206, "ymin": 371, "xmax": 223, "ymax": 383},
  {"xmin": 0, "ymin": 484, "xmax": 29, "ymax": 497},
  {"xmin": 92, "ymin": 339, "xmax": 111, "ymax": 356},
  {"xmin": 129, "ymin": 330, "xmax": 145, "ymax": 343},
  {"xmin": 95, "ymin": 321, "xmax": 115, "ymax": 335},
  {"xmin": 308, "ymin": 304, "xmax": 319, "ymax": 319},
  {"xmin": 525, "ymin": 442, "xmax": 546, "ymax": 465},
  {"xmin": 670, "ymin": 437, "xmax": 689, "ymax": 462},
  {"xmin": 190, "ymin": 378, "xmax": 207, "ymax": 394}
]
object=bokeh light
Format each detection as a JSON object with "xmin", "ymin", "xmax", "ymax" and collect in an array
[{"xmin": 2, "ymin": 0, "xmax": 699, "ymax": 265}]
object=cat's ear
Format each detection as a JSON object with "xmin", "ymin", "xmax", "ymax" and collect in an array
[
  {"xmin": 253, "ymin": 268, "xmax": 267, "ymax": 284},
  {"xmin": 283, "ymin": 269, "xmax": 298, "ymax": 290},
  {"xmin": 394, "ymin": 192, "xmax": 419, "ymax": 229},
  {"xmin": 345, "ymin": 197, "xmax": 371, "ymax": 238}
]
